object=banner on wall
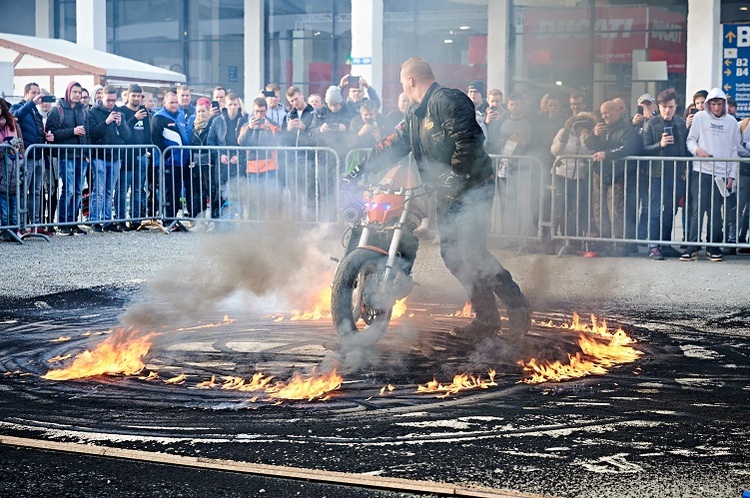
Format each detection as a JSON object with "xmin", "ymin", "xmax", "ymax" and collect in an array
[{"xmin": 522, "ymin": 6, "xmax": 686, "ymax": 74}]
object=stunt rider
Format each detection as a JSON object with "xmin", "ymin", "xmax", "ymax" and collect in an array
[{"xmin": 345, "ymin": 57, "xmax": 531, "ymax": 340}]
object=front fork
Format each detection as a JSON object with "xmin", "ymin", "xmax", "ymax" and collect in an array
[{"xmin": 379, "ymin": 190, "xmax": 414, "ymax": 302}]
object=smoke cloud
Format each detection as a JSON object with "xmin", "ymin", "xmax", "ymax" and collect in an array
[{"xmin": 119, "ymin": 223, "xmax": 335, "ymax": 331}]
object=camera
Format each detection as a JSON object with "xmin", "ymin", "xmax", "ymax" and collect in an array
[
  {"xmin": 40, "ymin": 95, "xmax": 56, "ymax": 103},
  {"xmin": 349, "ymin": 75, "xmax": 360, "ymax": 87}
]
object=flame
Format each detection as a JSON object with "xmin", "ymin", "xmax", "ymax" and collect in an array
[
  {"xmin": 138, "ymin": 371, "xmax": 159, "ymax": 381},
  {"xmin": 51, "ymin": 336, "xmax": 71, "ymax": 343},
  {"xmin": 379, "ymin": 384, "xmax": 396, "ymax": 395},
  {"xmin": 447, "ymin": 301, "xmax": 473, "ymax": 317},
  {"xmin": 176, "ymin": 315, "xmax": 236, "ymax": 331},
  {"xmin": 271, "ymin": 287, "xmax": 410, "ymax": 321},
  {"xmin": 201, "ymin": 369, "xmax": 343, "ymax": 402},
  {"xmin": 47, "ymin": 354, "xmax": 72, "ymax": 363},
  {"xmin": 416, "ymin": 370, "xmax": 497, "ymax": 398},
  {"xmin": 42, "ymin": 329, "xmax": 155, "ymax": 381},
  {"xmin": 519, "ymin": 313, "xmax": 642, "ymax": 384},
  {"xmin": 265, "ymin": 368, "xmax": 343, "ymax": 401},
  {"xmin": 164, "ymin": 373, "xmax": 187, "ymax": 385}
]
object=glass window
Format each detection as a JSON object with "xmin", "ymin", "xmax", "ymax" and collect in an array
[
  {"xmin": 382, "ymin": 0, "xmax": 488, "ymax": 113},
  {"xmin": 511, "ymin": 0, "xmax": 687, "ymax": 115},
  {"xmin": 265, "ymin": 0, "xmax": 351, "ymax": 99},
  {"xmin": 54, "ymin": 0, "xmax": 77, "ymax": 42},
  {"xmin": 105, "ymin": 0, "xmax": 243, "ymax": 97}
]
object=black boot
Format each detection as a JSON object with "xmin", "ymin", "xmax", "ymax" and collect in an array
[
  {"xmin": 505, "ymin": 299, "xmax": 531, "ymax": 339},
  {"xmin": 449, "ymin": 319, "xmax": 501, "ymax": 340}
]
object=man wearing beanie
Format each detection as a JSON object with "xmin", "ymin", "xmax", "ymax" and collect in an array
[
  {"xmin": 467, "ymin": 80, "xmax": 489, "ymax": 131},
  {"xmin": 309, "ymin": 86, "xmax": 355, "ymax": 220}
]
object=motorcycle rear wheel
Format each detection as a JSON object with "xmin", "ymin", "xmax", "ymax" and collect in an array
[{"xmin": 331, "ymin": 248, "xmax": 392, "ymax": 343}]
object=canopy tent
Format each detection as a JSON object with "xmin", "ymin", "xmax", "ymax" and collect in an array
[{"xmin": 0, "ymin": 32, "xmax": 185, "ymax": 97}]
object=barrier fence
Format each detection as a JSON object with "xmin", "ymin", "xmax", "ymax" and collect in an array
[
  {"xmin": 549, "ymin": 154, "xmax": 750, "ymax": 255},
  {"xmin": 161, "ymin": 145, "xmax": 341, "ymax": 227},
  {"xmin": 4, "ymin": 142, "xmax": 750, "ymax": 257}
]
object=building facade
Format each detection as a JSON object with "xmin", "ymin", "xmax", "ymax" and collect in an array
[{"xmin": 3, "ymin": 0, "xmax": 749, "ymax": 114}]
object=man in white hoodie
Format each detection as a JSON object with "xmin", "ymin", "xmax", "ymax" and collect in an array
[{"xmin": 682, "ymin": 88, "xmax": 740, "ymax": 262}]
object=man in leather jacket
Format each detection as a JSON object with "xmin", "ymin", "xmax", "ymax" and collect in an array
[
  {"xmin": 585, "ymin": 100, "xmax": 640, "ymax": 256},
  {"xmin": 347, "ymin": 57, "xmax": 531, "ymax": 340}
]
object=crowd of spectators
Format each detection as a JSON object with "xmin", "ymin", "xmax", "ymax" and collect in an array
[{"xmin": 1, "ymin": 76, "xmax": 749, "ymax": 262}]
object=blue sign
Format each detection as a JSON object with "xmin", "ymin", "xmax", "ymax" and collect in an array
[
  {"xmin": 351, "ymin": 57, "xmax": 372, "ymax": 66},
  {"xmin": 228, "ymin": 65, "xmax": 238, "ymax": 83},
  {"xmin": 722, "ymin": 24, "xmax": 750, "ymax": 118}
]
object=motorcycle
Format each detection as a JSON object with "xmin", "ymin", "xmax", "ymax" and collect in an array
[{"xmin": 331, "ymin": 165, "xmax": 430, "ymax": 345}]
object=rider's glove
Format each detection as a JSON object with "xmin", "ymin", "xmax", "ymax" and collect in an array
[{"xmin": 341, "ymin": 164, "xmax": 363, "ymax": 188}]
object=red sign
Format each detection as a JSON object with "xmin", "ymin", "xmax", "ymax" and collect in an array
[{"xmin": 523, "ymin": 6, "xmax": 686, "ymax": 73}]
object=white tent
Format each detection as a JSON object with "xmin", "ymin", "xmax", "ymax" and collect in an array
[{"xmin": 0, "ymin": 32, "xmax": 185, "ymax": 97}]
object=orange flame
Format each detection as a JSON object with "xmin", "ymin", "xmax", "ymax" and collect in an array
[
  {"xmin": 446, "ymin": 301, "xmax": 473, "ymax": 317},
  {"xmin": 271, "ymin": 287, "xmax": 410, "ymax": 321},
  {"xmin": 519, "ymin": 313, "xmax": 642, "ymax": 384},
  {"xmin": 198, "ymin": 369, "xmax": 343, "ymax": 402},
  {"xmin": 416, "ymin": 370, "xmax": 497, "ymax": 398},
  {"xmin": 379, "ymin": 384, "xmax": 396, "ymax": 395},
  {"xmin": 43, "ymin": 329, "xmax": 155, "ymax": 380}
]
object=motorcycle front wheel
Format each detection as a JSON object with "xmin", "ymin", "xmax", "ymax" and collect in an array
[{"xmin": 331, "ymin": 248, "xmax": 392, "ymax": 344}]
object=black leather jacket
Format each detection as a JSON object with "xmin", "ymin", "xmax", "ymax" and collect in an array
[
  {"xmin": 585, "ymin": 118, "xmax": 640, "ymax": 182},
  {"xmin": 361, "ymin": 82, "xmax": 493, "ymax": 190},
  {"xmin": 642, "ymin": 115, "xmax": 689, "ymax": 177}
]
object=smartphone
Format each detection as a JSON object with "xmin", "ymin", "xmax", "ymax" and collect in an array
[
  {"xmin": 211, "ymin": 100, "xmax": 220, "ymax": 110},
  {"xmin": 262, "ymin": 90, "xmax": 276, "ymax": 98},
  {"xmin": 491, "ymin": 106, "xmax": 497, "ymax": 112},
  {"xmin": 690, "ymin": 107, "xmax": 698, "ymax": 115},
  {"xmin": 138, "ymin": 105, "xmax": 146, "ymax": 111},
  {"xmin": 599, "ymin": 119, "xmax": 606, "ymax": 125},
  {"xmin": 257, "ymin": 118, "xmax": 265, "ymax": 125},
  {"xmin": 41, "ymin": 96, "xmax": 56, "ymax": 103},
  {"xmin": 349, "ymin": 75, "xmax": 360, "ymax": 87},
  {"xmin": 663, "ymin": 126, "xmax": 673, "ymax": 136}
]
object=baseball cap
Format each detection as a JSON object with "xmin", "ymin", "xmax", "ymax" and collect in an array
[{"xmin": 637, "ymin": 94, "xmax": 655, "ymax": 105}]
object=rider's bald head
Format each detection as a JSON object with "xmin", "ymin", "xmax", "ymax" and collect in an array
[{"xmin": 400, "ymin": 57, "xmax": 435, "ymax": 84}]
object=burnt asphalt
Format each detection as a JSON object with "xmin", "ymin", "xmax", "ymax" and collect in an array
[{"xmin": 0, "ymin": 226, "xmax": 749, "ymax": 497}]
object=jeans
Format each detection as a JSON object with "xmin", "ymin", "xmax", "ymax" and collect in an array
[
  {"xmin": 686, "ymin": 170, "xmax": 724, "ymax": 246},
  {"xmin": 25, "ymin": 158, "xmax": 45, "ymax": 224},
  {"xmin": 90, "ymin": 159, "xmax": 120, "ymax": 223},
  {"xmin": 57, "ymin": 157, "xmax": 88, "ymax": 224},
  {"xmin": 0, "ymin": 193, "xmax": 18, "ymax": 227},
  {"xmin": 647, "ymin": 175, "xmax": 675, "ymax": 248},
  {"xmin": 436, "ymin": 181, "xmax": 527, "ymax": 325},
  {"xmin": 117, "ymin": 154, "xmax": 149, "ymax": 220}
]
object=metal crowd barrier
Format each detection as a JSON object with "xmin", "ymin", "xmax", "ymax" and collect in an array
[
  {"xmin": 0, "ymin": 142, "xmax": 23, "ymax": 244},
  {"xmin": 549, "ymin": 154, "xmax": 750, "ymax": 255},
  {"xmin": 161, "ymin": 145, "xmax": 342, "ymax": 227},
  {"xmin": 20, "ymin": 144, "xmax": 162, "ymax": 238},
  {"xmin": 488, "ymin": 154, "xmax": 549, "ymax": 245}
]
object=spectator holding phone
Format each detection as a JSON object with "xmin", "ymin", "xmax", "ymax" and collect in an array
[
  {"xmin": 117, "ymin": 84, "xmax": 152, "ymax": 227},
  {"xmin": 87, "ymin": 87, "xmax": 131, "ymax": 232},
  {"xmin": 685, "ymin": 90, "xmax": 708, "ymax": 129},
  {"xmin": 263, "ymin": 84, "xmax": 288, "ymax": 127},
  {"xmin": 45, "ymin": 81, "xmax": 90, "ymax": 235},
  {"xmin": 10, "ymin": 82, "xmax": 47, "ymax": 232},
  {"xmin": 641, "ymin": 89, "xmax": 689, "ymax": 260},
  {"xmin": 339, "ymin": 74, "xmax": 381, "ymax": 112},
  {"xmin": 310, "ymin": 86, "xmax": 354, "ymax": 220}
]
